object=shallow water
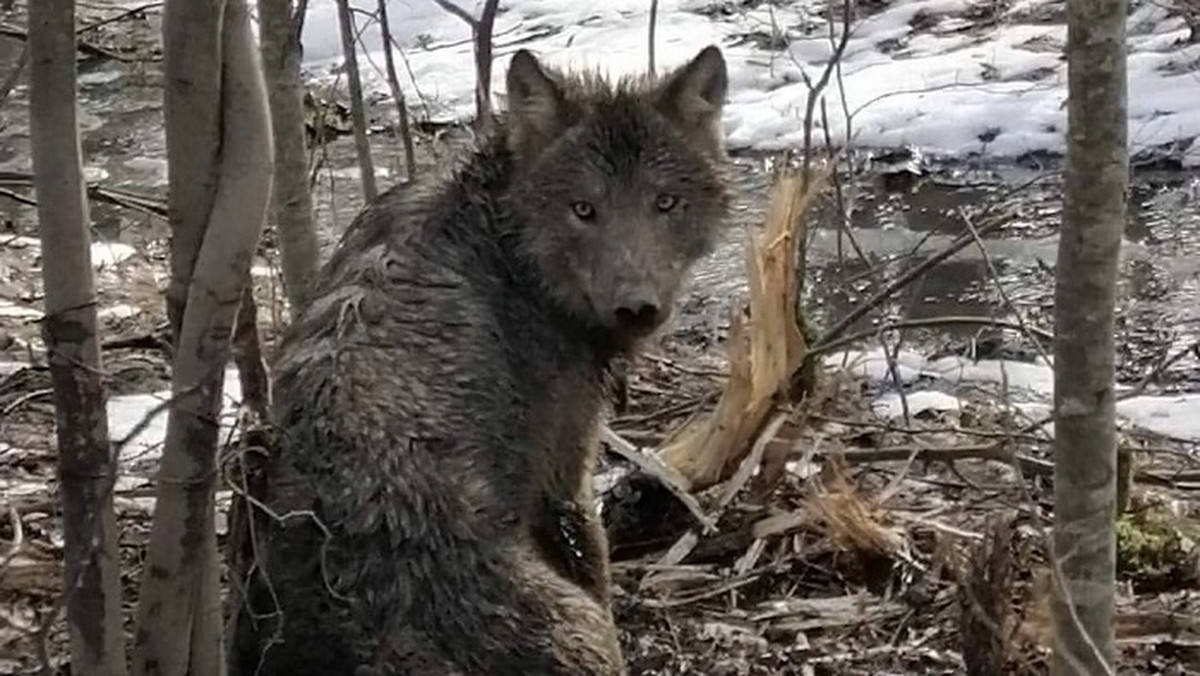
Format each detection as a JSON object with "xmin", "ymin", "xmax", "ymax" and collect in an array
[{"xmin": 683, "ymin": 154, "xmax": 1200, "ymax": 389}]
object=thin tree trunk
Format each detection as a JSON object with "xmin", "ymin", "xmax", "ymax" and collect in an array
[
  {"xmin": 1051, "ymin": 0, "xmax": 1127, "ymax": 668},
  {"xmin": 335, "ymin": 0, "xmax": 377, "ymax": 201},
  {"xmin": 432, "ymin": 0, "xmax": 499, "ymax": 135},
  {"xmin": 377, "ymin": 0, "xmax": 417, "ymax": 182},
  {"xmin": 28, "ymin": 1, "xmax": 126, "ymax": 674},
  {"xmin": 160, "ymin": 0, "xmax": 223, "ymax": 341},
  {"xmin": 260, "ymin": 0, "xmax": 319, "ymax": 311},
  {"xmin": 472, "ymin": 0, "xmax": 500, "ymax": 136},
  {"xmin": 131, "ymin": 0, "xmax": 274, "ymax": 673},
  {"xmin": 648, "ymin": 0, "xmax": 659, "ymax": 73}
]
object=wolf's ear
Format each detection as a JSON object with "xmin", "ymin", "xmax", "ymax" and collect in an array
[
  {"xmin": 506, "ymin": 50, "xmax": 571, "ymax": 166},
  {"xmin": 653, "ymin": 46, "xmax": 728, "ymax": 157}
]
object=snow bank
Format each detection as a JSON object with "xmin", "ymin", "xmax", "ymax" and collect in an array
[{"xmin": 298, "ymin": 0, "xmax": 1200, "ymax": 165}]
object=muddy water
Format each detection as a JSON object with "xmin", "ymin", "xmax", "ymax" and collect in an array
[{"xmin": 0, "ymin": 16, "xmax": 1198, "ymax": 391}]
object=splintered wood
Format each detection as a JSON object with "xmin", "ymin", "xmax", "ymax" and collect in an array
[{"xmin": 658, "ymin": 166, "xmax": 828, "ymax": 493}]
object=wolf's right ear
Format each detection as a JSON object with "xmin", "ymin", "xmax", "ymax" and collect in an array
[{"xmin": 506, "ymin": 50, "xmax": 570, "ymax": 166}]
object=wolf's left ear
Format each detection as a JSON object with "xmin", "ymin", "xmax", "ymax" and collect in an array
[{"xmin": 654, "ymin": 46, "xmax": 728, "ymax": 156}]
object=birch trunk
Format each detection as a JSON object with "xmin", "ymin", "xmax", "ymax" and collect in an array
[
  {"xmin": 29, "ymin": 0, "xmax": 127, "ymax": 672},
  {"xmin": 131, "ymin": 0, "xmax": 274, "ymax": 672}
]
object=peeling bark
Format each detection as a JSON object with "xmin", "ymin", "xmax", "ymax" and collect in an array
[
  {"xmin": 1051, "ymin": 0, "xmax": 1127, "ymax": 669},
  {"xmin": 29, "ymin": 1, "xmax": 126, "ymax": 673}
]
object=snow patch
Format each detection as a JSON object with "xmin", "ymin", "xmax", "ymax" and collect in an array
[
  {"xmin": 91, "ymin": 241, "xmax": 137, "ymax": 269},
  {"xmin": 108, "ymin": 365, "xmax": 245, "ymax": 471},
  {"xmin": 827, "ymin": 348, "xmax": 1200, "ymax": 441}
]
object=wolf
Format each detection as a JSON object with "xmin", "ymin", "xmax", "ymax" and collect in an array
[{"xmin": 230, "ymin": 44, "xmax": 731, "ymax": 675}]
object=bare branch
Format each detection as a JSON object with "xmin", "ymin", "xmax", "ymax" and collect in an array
[{"xmin": 431, "ymin": 0, "xmax": 477, "ymax": 26}]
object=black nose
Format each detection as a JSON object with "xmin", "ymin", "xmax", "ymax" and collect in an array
[{"xmin": 614, "ymin": 303, "xmax": 661, "ymax": 333}]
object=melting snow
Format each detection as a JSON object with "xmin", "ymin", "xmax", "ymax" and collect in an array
[
  {"xmin": 829, "ymin": 347, "xmax": 1200, "ymax": 442},
  {"xmin": 107, "ymin": 365, "xmax": 244, "ymax": 471},
  {"xmin": 299, "ymin": 0, "xmax": 1200, "ymax": 165}
]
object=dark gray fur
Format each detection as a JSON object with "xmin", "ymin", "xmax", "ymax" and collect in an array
[{"xmin": 229, "ymin": 45, "xmax": 731, "ymax": 676}]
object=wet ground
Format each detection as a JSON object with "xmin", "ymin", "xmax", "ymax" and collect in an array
[
  {"xmin": 4, "ymin": 3, "xmax": 1200, "ymax": 674},
  {"xmin": 0, "ymin": 0, "xmax": 1196, "ymax": 395}
]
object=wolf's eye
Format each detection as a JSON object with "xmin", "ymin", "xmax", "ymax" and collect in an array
[
  {"xmin": 571, "ymin": 201, "xmax": 596, "ymax": 221},
  {"xmin": 656, "ymin": 194, "xmax": 679, "ymax": 213}
]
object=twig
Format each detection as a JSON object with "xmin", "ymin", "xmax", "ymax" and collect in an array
[
  {"xmin": 76, "ymin": 1, "xmax": 162, "ymax": 36},
  {"xmin": 0, "ymin": 502, "xmax": 21, "ymax": 570},
  {"xmin": 651, "ymin": 411, "xmax": 790, "ymax": 572},
  {"xmin": 601, "ymin": 424, "xmax": 714, "ymax": 531},
  {"xmin": 814, "ymin": 172, "xmax": 1054, "ymax": 348},
  {"xmin": 811, "ymin": 316, "xmax": 1054, "ymax": 357},
  {"xmin": 430, "ymin": 0, "xmax": 474, "ymax": 25},
  {"xmin": 1130, "ymin": 339, "xmax": 1200, "ymax": 396},
  {"xmin": 0, "ymin": 41, "xmax": 27, "ymax": 105},
  {"xmin": 0, "ymin": 22, "xmax": 145, "ymax": 62},
  {"xmin": 793, "ymin": 0, "xmax": 852, "ymax": 185}
]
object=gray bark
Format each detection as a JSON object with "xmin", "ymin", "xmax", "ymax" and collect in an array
[
  {"xmin": 160, "ymin": 0, "xmax": 222, "ymax": 340},
  {"xmin": 28, "ymin": 1, "xmax": 127, "ymax": 674},
  {"xmin": 377, "ymin": 0, "xmax": 417, "ymax": 182},
  {"xmin": 131, "ymin": 0, "xmax": 274, "ymax": 673},
  {"xmin": 472, "ymin": 0, "xmax": 500, "ymax": 136},
  {"xmin": 335, "ymin": 0, "xmax": 377, "ymax": 201},
  {"xmin": 260, "ymin": 0, "xmax": 319, "ymax": 310},
  {"xmin": 1051, "ymin": 0, "xmax": 1127, "ymax": 669},
  {"xmin": 432, "ymin": 0, "xmax": 499, "ymax": 135}
]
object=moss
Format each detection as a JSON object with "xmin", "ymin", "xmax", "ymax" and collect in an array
[{"xmin": 1116, "ymin": 504, "xmax": 1200, "ymax": 593}]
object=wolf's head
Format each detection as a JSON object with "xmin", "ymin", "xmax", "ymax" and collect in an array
[{"xmin": 504, "ymin": 46, "xmax": 731, "ymax": 344}]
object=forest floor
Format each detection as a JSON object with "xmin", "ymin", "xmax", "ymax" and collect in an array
[{"xmin": 3, "ymin": 1, "xmax": 1200, "ymax": 675}]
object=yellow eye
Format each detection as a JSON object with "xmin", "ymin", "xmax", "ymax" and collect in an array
[
  {"xmin": 656, "ymin": 194, "xmax": 678, "ymax": 212},
  {"xmin": 571, "ymin": 201, "xmax": 596, "ymax": 220}
]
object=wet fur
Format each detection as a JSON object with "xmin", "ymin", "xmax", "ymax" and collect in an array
[{"xmin": 230, "ymin": 47, "xmax": 730, "ymax": 676}]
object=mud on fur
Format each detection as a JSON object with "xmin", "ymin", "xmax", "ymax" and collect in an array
[{"xmin": 229, "ymin": 45, "xmax": 731, "ymax": 676}]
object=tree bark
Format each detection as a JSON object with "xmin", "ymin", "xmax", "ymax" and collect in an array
[
  {"xmin": 472, "ymin": 0, "xmax": 500, "ymax": 136},
  {"xmin": 377, "ymin": 0, "xmax": 417, "ymax": 182},
  {"xmin": 29, "ymin": 1, "xmax": 127, "ymax": 674},
  {"xmin": 335, "ymin": 0, "xmax": 377, "ymax": 201},
  {"xmin": 432, "ymin": 0, "xmax": 499, "ymax": 135},
  {"xmin": 160, "ymin": 0, "xmax": 223, "ymax": 341},
  {"xmin": 131, "ymin": 0, "xmax": 274, "ymax": 673},
  {"xmin": 231, "ymin": 282, "xmax": 270, "ymax": 421},
  {"xmin": 260, "ymin": 0, "xmax": 319, "ymax": 311},
  {"xmin": 1051, "ymin": 0, "xmax": 1127, "ymax": 669}
]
